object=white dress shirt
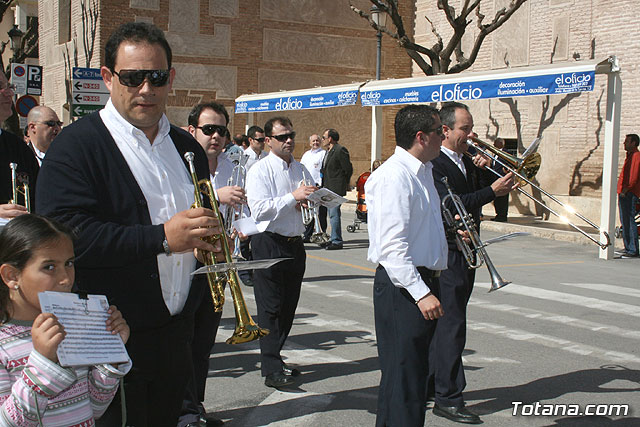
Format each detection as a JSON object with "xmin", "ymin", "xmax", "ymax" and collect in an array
[
  {"xmin": 441, "ymin": 145, "xmax": 467, "ymax": 177},
  {"xmin": 244, "ymin": 146, "xmax": 268, "ymax": 171},
  {"xmin": 300, "ymin": 148, "xmax": 326, "ymax": 186},
  {"xmin": 100, "ymin": 99, "xmax": 196, "ymax": 315},
  {"xmin": 366, "ymin": 146, "xmax": 448, "ymax": 301},
  {"xmin": 246, "ymin": 152, "xmax": 310, "ymax": 237},
  {"xmin": 29, "ymin": 142, "xmax": 46, "ymax": 166}
]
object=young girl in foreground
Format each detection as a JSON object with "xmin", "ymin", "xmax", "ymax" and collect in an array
[{"xmin": 0, "ymin": 214, "xmax": 131, "ymax": 426}]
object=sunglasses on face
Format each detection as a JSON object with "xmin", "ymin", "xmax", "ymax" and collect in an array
[
  {"xmin": 269, "ymin": 132, "xmax": 296, "ymax": 142},
  {"xmin": 38, "ymin": 120, "xmax": 63, "ymax": 128},
  {"xmin": 253, "ymin": 137, "xmax": 266, "ymax": 143},
  {"xmin": 197, "ymin": 124, "xmax": 228, "ymax": 136},
  {"xmin": 112, "ymin": 69, "xmax": 170, "ymax": 87}
]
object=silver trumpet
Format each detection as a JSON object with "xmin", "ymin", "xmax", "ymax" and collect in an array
[
  {"xmin": 299, "ymin": 177, "xmax": 330, "ymax": 245},
  {"xmin": 225, "ymin": 153, "xmax": 249, "ymax": 259},
  {"xmin": 440, "ymin": 176, "xmax": 511, "ymax": 292}
]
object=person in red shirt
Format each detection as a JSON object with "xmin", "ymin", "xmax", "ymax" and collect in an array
[{"xmin": 617, "ymin": 133, "xmax": 640, "ymax": 258}]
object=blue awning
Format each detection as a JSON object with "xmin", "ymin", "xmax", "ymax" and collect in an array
[
  {"xmin": 359, "ymin": 60, "xmax": 602, "ymax": 107},
  {"xmin": 235, "ymin": 82, "xmax": 362, "ymax": 113}
]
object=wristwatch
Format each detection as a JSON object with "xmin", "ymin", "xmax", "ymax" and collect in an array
[{"xmin": 162, "ymin": 238, "xmax": 172, "ymax": 255}]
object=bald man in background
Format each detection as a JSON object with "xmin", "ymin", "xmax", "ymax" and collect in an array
[{"xmin": 26, "ymin": 106, "xmax": 62, "ymax": 165}]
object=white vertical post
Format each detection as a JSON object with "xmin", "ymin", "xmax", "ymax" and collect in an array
[
  {"xmin": 371, "ymin": 106, "xmax": 383, "ymax": 168},
  {"xmin": 245, "ymin": 112, "xmax": 254, "ymax": 134},
  {"xmin": 599, "ymin": 71, "xmax": 622, "ymax": 260}
]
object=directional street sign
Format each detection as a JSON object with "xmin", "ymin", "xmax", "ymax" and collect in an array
[
  {"xmin": 72, "ymin": 67, "xmax": 109, "ymax": 117},
  {"xmin": 73, "ymin": 105, "xmax": 102, "ymax": 116},
  {"xmin": 73, "ymin": 92, "xmax": 110, "ymax": 105},
  {"xmin": 73, "ymin": 79, "xmax": 108, "ymax": 93}
]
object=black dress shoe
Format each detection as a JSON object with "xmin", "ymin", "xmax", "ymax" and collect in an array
[
  {"xmin": 325, "ymin": 243, "xmax": 343, "ymax": 250},
  {"xmin": 281, "ymin": 363, "xmax": 301, "ymax": 377},
  {"xmin": 433, "ymin": 404, "xmax": 482, "ymax": 424},
  {"xmin": 241, "ymin": 276, "xmax": 254, "ymax": 287},
  {"xmin": 319, "ymin": 241, "xmax": 331, "ymax": 248},
  {"xmin": 264, "ymin": 371, "xmax": 295, "ymax": 388},
  {"xmin": 201, "ymin": 414, "xmax": 224, "ymax": 426}
]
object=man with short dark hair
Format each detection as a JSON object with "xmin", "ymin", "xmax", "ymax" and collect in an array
[
  {"xmin": 366, "ymin": 104, "xmax": 447, "ymax": 426},
  {"xmin": 246, "ymin": 116, "xmax": 316, "ymax": 389},
  {"xmin": 181, "ymin": 101, "xmax": 244, "ymax": 426},
  {"xmin": 616, "ymin": 133, "xmax": 640, "ymax": 258},
  {"xmin": 37, "ymin": 22, "xmax": 221, "ymax": 426},
  {"xmin": 320, "ymin": 128, "xmax": 352, "ymax": 250},
  {"xmin": 429, "ymin": 102, "xmax": 516, "ymax": 424},
  {"xmin": 245, "ymin": 125, "xmax": 267, "ymax": 170},
  {"xmin": 0, "ymin": 72, "xmax": 39, "ymax": 222},
  {"xmin": 26, "ymin": 106, "xmax": 62, "ymax": 166}
]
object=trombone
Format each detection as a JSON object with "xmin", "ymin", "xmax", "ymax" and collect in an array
[
  {"xmin": 9, "ymin": 163, "xmax": 30, "ymax": 212},
  {"xmin": 440, "ymin": 176, "xmax": 511, "ymax": 292},
  {"xmin": 467, "ymin": 136, "xmax": 611, "ymax": 249},
  {"xmin": 299, "ymin": 177, "xmax": 329, "ymax": 244},
  {"xmin": 184, "ymin": 152, "xmax": 268, "ymax": 344}
]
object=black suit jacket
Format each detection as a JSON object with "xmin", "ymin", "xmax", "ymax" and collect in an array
[
  {"xmin": 321, "ymin": 143, "xmax": 353, "ymax": 196},
  {"xmin": 431, "ymin": 151, "xmax": 495, "ymax": 250},
  {"xmin": 36, "ymin": 112, "xmax": 210, "ymax": 332},
  {"xmin": 0, "ymin": 130, "xmax": 39, "ymax": 207}
]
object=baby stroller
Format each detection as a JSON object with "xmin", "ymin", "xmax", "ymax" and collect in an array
[{"xmin": 347, "ymin": 171, "xmax": 371, "ymax": 232}]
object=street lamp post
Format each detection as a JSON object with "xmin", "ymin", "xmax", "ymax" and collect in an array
[
  {"xmin": 370, "ymin": 5, "xmax": 387, "ymax": 80},
  {"xmin": 369, "ymin": 6, "xmax": 387, "ymax": 168},
  {"xmin": 8, "ymin": 24, "xmax": 24, "ymax": 63}
]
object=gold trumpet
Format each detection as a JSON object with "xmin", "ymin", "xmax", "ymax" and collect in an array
[
  {"xmin": 467, "ymin": 137, "xmax": 611, "ymax": 249},
  {"xmin": 440, "ymin": 176, "xmax": 510, "ymax": 292},
  {"xmin": 184, "ymin": 152, "xmax": 269, "ymax": 344},
  {"xmin": 9, "ymin": 163, "xmax": 30, "ymax": 212}
]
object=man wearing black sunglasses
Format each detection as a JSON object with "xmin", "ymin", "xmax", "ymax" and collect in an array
[
  {"xmin": 183, "ymin": 101, "xmax": 245, "ymax": 427},
  {"xmin": 26, "ymin": 106, "xmax": 62, "ymax": 166},
  {"xmin": 36, "ymin": 22, "xmax": 222, "ymax": 427},
  {"xmin": 245, "ymin": 125, "xmax": 268, "ymax": 171},
  {"xmin": 246, "ymin": 117, "xmax": 316, "ymax": 390}
]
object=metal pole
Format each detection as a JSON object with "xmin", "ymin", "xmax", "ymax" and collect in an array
[{"xmin": 376, "ymin": 31, "xmax": 382, "ymax": 81}]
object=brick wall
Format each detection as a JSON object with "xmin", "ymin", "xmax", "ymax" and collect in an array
[{"xmin": 38, "ymin": 0, "xmax": 416, "ymax": 186}]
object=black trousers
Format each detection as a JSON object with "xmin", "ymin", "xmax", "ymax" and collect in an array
[
  {"xmin": 374, "ymin": 265, "xmax": 439, "ymax": 427},
  {"xmin": 493, "ymin": 194, "xmax": 509, "ymax": 219},
  {"xmin": 178, "ymin": 290, "xmax": 223, "ymax": 426},
  {"xmin": 251, "ymin": 232, "xmax": 306, "ymax": 376},
  {"xmin": 238, "ymin": 236, "xmax": 253, "ymax": 282},
  {"xmin": 428, "ymin": 250, "xmax": 476, "ymax": 408},
  {"xmin": 97, "ymin": 315, "xmax": 194, "ymax": 427}
]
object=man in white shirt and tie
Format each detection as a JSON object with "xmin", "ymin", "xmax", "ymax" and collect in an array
[
  {"xmin": 300, "ymin": 133, "xmax": 327, "ymax": 242},
  {"xmin": 246, "ymin": 116, "xmax": 316, "ymax": 389},
  {"xmin": 25, "ymin": 106, "xmax": 62, "ymax": 166}
]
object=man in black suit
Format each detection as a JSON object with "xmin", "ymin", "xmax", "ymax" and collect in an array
[
  {"xmin": 429, "ymin": 102, "xmax": 516, "ymax": 424},
  {"xmin": 36, "ymin": 22, "xmax": 221, "ymax": 426},
  {"xmin": 0, "ymin": 72, "xmax": 39, "ymax": 222},
  {"xmin": 320, "ymin": 128, "xmax": 352, "ymax": 250}
]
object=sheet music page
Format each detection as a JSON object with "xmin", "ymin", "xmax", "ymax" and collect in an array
[
  {"xmin": 307, "ymin": 188, "xmax": 347, "ymax": 209},
  {"xmin": 38, "ymin": 291, "xmax": 130, "ymax": 367}
]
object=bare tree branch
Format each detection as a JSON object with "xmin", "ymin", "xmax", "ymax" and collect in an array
[
  {"xmin": 81, "ymin": 0, "xmax": 99, "ymax": 67},
  {"xmin": 353, "ymin": 0, "xmax": 528, "ymax": 75}
]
